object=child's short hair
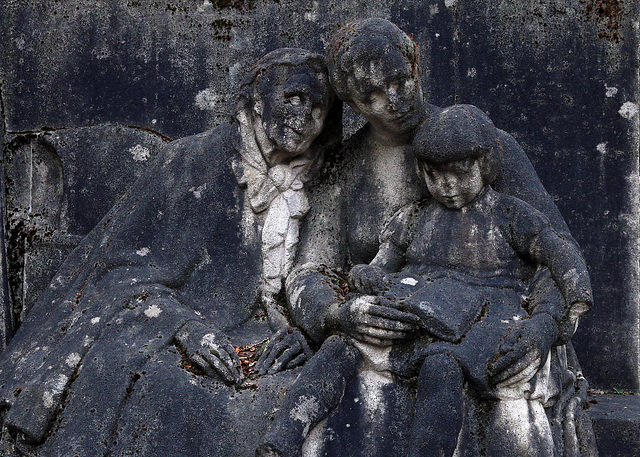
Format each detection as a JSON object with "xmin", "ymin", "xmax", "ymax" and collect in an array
[{"xmin": 413, "ymin": 104, "xmax": 501, "ymax": 184}]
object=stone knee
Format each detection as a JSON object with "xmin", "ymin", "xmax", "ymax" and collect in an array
[{"xmin": 259, "ymin": 335, "xmax": 361, "ymax": 456}]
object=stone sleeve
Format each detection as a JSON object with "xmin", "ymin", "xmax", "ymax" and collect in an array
[
  {"xmin": 285, "ymin": 266, "xmax": 344, "ymax": 345},
  {"xmin": 508, "ymin": 199, "xmax": 593, "ymax": 319}
]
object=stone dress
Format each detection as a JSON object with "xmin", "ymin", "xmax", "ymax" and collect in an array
[{"xmin": 0, "ymin": 126, "xmax": 294, "ymax": 457}]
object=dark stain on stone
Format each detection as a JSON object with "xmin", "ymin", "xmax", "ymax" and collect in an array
[
  {"xmin": 212, "ymin": 18, "xmax": 234, "ymax": 41},
  {"xmin": 580, "ymin": 0, "xmax": 623, "ymax": 41},
  {"xmin": 176, "ymin": 343, "xmax": 206, "ymax": 376}
]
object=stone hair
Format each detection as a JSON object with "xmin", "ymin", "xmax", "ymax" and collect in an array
[
  {"xmin": 236, "ymin": 48, "xmax": 331, "ymax": 118},
  {"xmin": 413, "ymin": 104, "xmax": 502, "ymax": 185},
  {"xmin": 326, "ymin": 18, "xmax": 420, "ymax": 102}
]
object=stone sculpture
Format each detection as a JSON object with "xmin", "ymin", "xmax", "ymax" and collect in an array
[
  {"xmin": 0, "ymin": 17, "xmax": 597, "ymax": 457},
  {"xmin": 260, "ymin": 104, "xmax": 593, "ymax": 457},
  {"xmin": 284, "ymin": 18, "xmax": 597, "ymax": 456},
  {"xmin": 0, "ymin": 48, "xmax": 339, "ymax": 456}
]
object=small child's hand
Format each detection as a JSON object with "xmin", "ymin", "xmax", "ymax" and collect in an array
[{"xmin": 348, "ymin": 264, "xmax": 388, "ymax": 295}]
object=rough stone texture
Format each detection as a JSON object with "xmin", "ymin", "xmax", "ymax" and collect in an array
[
  {"xmin": 0, "ymin": 50, "xmax": 342, "ymax": 454},
  {"xmin": 3, "ymin": 126, "xmax": 166, "ymax": 330},
  {"xmin": 0, "ymin": 81, "xmax": 11, "ymax": 348},
  {"xmin": 1, "ymin": 0, "xmax": 636, "ymax": 392},
  {"xmin": 590, "ymin": 394, "xmax": 640, "ymax": 456},
  {"xmin": 0, "ymin": 3, "xmax": 637, "ymax": 455}
]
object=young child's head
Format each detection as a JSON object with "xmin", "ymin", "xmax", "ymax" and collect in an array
[{"xmin": 412, "ymin": 104, "xmax": 501, "ymax": 209}]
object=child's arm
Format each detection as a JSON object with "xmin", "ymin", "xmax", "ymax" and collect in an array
[{"xmin": 348, "ymin": 203, "xmax": 417, "ymax": 294}]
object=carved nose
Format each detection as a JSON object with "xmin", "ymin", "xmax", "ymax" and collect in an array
[
  {"xmin": 387, "ymin": 88, "xmax": 401, "ymax": 111},
  {"xmin": 441, "ymin": 175, "xmax": 457, "ymax": 190}
]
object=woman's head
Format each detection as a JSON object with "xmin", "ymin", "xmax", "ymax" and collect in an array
[
  {"xmin": 327, "ymin": 18, "xmax": 424, "ymax": 137},
  {"xmin": 236, "ymin": 48, "xmax": 335, "ymax": 163}
]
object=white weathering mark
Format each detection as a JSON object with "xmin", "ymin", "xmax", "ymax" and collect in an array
[
  {"xmin": 144, "ymin": 305, "xmax": 163, "ymax": 318},
  {"xmin": 304, "ymin": 0, "xmax": 319, "ymax": 21},
  {"xmin": 129, "ymin": 144, "xmax": 151, "ymax": 162},
  {"xmin": 200, "ymin": 333, "xmax": 220, "ymax": 350},
  {"xmin": 401, "ymin": 277, "xmax": 418, "ymax": 286},
  {"xmin": 136, "ymin": 247, "xmax": 150, "ymax": 257},
  {"xmin": 605, "ymin": 84, "xmax": 618, "ymax": 98},
  {"xmin": 43, "ymin": 374, "xmax": 69, "ymax": 408},
  {"xmin": 189, "ymin": 184, "xmax": 206, "ymax": 199},
  {"xmin": 596, "ymin": 143, "xmax": 607, "ymax": 154},
  {"xmin": 65, "ymin": 353, "xmax": 81, "ymax": 367},
  {"xmin": 195, "ymin": 88, "xmax": 222, "ymax": 110},
  {"xmin": 619, "ymin": 102, "xmax": 639, "ymax": 120},
  {"xmin": 290, "ymin": 396, "xmax": 322, "ymax": 436}
]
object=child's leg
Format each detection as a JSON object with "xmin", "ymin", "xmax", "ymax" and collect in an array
[
  {"xmin": 257, "ymin": 335, "xmax": 362, "ymax": 457},
  {"xmin": 408, "ymin": 353, "xmax": 465, "ymax": 457}
]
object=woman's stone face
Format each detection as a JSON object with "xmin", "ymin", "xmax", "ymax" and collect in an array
[
  {"xmin": 258, "ymin": 66, "xmax": 331, "ymax": 160},
  {"xmin": 346, "ymin": 49, "xmax": 423, "ymax": 138}
]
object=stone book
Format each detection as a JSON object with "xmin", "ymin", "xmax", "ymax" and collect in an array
[{"xmin": 383, "ymin": 273, "xmax": 487, "ymax": 343}]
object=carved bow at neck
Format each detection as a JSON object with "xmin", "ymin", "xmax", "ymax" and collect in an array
[{"xmin": 232, "ymin": 114, "xmax": 314, "ymax": 306}]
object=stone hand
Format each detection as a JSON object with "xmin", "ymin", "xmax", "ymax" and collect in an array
[
  {"xmin": 488, "ymin": 313, "xmax": 559, "ymax": 385},
  {"xmin": 348, "ymin": 264, "xmax": 389, "ymax": 295},
  {"xmin": 327, "ymin": 295, "xmax": 421, "ymax": 346},
  {"xmin": 175, "ymin": 320, "xmax": 244, "ymax": 385},
  {"xmin": 256, "ymin": 327, "xmax": 313, "ymax": 375}
]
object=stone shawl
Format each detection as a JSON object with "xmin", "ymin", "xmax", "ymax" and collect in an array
[{"xmin": 231, "ymin": 118, "xmax": 318, "ymax": 299}]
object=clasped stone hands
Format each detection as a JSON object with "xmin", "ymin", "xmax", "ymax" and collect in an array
[
  {"xmin": 489, "ymin": 312, "xmax": 560, "ymax": 387},
  {"xmin": 302, "ymin": 264, "xmax": 420, "ymax": 347},
  {"xmin": 174, "ymin": 278, "xmax": 559, "ymax": 385},
  {"xmin": 255, "ymin": 327, "xmax": 313, "ymax": 375},
  {"xmin": 176, "ymin": 320, "xmax": 314, "ymax": 381}
]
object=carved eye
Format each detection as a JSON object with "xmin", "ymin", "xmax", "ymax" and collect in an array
[
  {"xmin": 360, "ymin": 89, "xmax": 376, "ymax": 103},
  {"xmin": 454, "ymin": 159, "xmax": 474, "ymax": 174},
  {"xmin": 286, "ymin": 95, "xmax": 302, "ymax": 106}
]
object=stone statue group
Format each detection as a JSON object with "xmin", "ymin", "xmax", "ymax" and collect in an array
[{"xmin": 0, "ymin": 18, "xmax": 597, "ymax": 457}]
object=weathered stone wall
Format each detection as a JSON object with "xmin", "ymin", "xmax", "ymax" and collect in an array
[{"xmin": 0, "ymin": 0, "xmax": 638, "ymax": 393}]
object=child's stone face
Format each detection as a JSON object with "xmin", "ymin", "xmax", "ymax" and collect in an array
[{"xmin": 421, "ymin": 158, "xmax": 485, "ymax": 209}]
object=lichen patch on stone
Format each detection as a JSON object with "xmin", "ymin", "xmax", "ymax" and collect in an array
[
  {"xmin": 290, "ymin": 395, "xmax": 321, "ymax": 436},
  {"xmin": 65, "ymin": 352, "xmax": 81, "ymax": 367},
  {"xmin": 605, "ymin": 84, "xmax": 618, "ymax": 98},
  {"xmin": 189, "ymin": 184, "xmax": 207, "ymax": 199},
  {"xmin": 43, "ymin": 373, "xmax": 69, "ymax": 409},
  {"xmin": 619, "ymin": 102, "xmax": 639, "ymax": 120},
  {"xmin": 129, "ymin": 144, "xmax": 151, "ymax": 162},
  {"xmin": 195, "ymin": 88, "xmax": 222, "ymax": 110},
  {"xmin": 144, "ymin": 304, "xmax": 163, "ymax": 318}
]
